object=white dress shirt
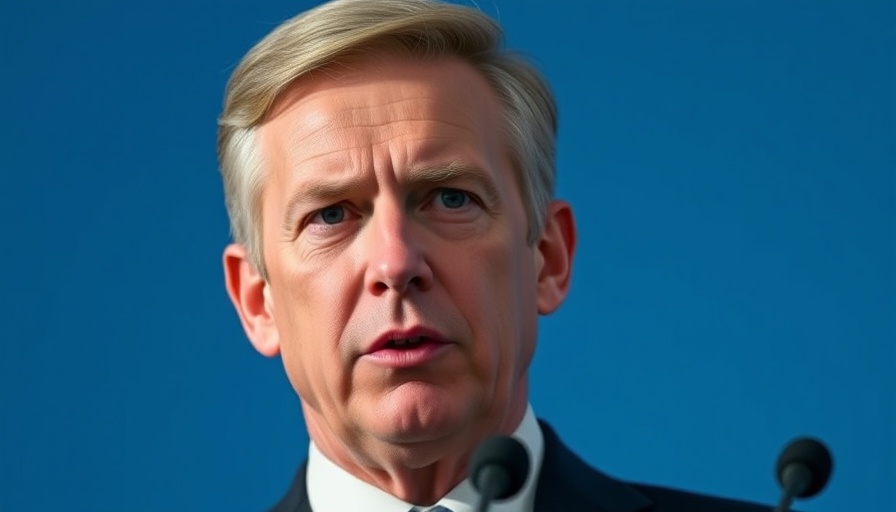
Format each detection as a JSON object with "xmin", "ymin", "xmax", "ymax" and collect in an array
[{"xmin": 306, "ymin": 405, "xmax": 544, "ymax": 512}]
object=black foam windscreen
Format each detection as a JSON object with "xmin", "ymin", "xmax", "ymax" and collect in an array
[
  {"xmin": 776, "ymin": 437, "xmax": 833, "ymax": 498},
  {"xmin": 469, "ymin": 435, "xmax": 530, "ymax": 500}
]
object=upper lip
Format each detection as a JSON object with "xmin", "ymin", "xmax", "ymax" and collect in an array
[{"xmin": 365, "ymin": 326, "xmax": 451, "ymax": 353}]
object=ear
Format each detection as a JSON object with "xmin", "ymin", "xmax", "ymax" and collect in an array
[
  {"xmin": 535, "ymin": 200, "xmax": 576, "ymax": 315},
  {"xmin": 223, "ymin": 243, "xmax": 280, "ymax": 357}
]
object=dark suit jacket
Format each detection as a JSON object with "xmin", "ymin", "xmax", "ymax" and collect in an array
[{"xmin": 270, "ymin": 421, "xmax": 771, "ymax": 511}]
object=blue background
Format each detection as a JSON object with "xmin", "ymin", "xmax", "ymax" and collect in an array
[{"xmin": 1, "ymin": 1, "xmax": 893, "ymax": 510}]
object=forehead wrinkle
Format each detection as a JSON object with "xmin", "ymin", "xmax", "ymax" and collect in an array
[
  {"xmin": 287, "ymin": 119, "xmax": 337, "ymax": 148},
  {"xmin": 294, "ymin": 119, "xmax": 478, "ymax": 163},
  {"xmin": 367, "ymin": 125, "xmax": 478, "ymax": 151},
  {"xmin": 276, "ymin": 83, "xmax": 485, "ymax": 161},
  {"xmin": 342, "ymin": 93, "xmax": 481, "ymax": 127},
  {"xmin": 284, "ymin": 113, "xmax": 477, "ymax": 162}
]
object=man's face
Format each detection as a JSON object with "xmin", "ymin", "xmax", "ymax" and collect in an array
[{"xmin": 233, "ymin": 54, "xmax": 568, "ymax": 467}]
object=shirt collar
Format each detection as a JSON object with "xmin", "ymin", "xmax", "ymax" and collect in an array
[{"xmin": 307, "ymin": 405, "xmax": 544, "ymax": 512}]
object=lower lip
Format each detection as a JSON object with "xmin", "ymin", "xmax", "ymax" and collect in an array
[{"xmin": 362, "ymin": 342, "xmax": 452, "ymax": 368}]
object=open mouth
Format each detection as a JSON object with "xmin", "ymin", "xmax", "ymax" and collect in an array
[
  {"xmin": 386, "ymin": 336, "xmax": 426, "ymax": 349},
  {"xmin": 365, "ymin": 332, "xmax": 450, "ymax": 367}
]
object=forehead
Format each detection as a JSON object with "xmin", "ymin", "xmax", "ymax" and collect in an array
[
  {"xmin": 267, "ymin": 51, "xmax": 499, "ymax": 119},
  {"xmin": 258, "ymin": 53, "xmax": 505, "ymax": 164}
]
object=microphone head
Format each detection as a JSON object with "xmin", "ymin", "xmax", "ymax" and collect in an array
[
  {"xmin": 469, "ymin": 435, "xmax": 530, "ymax": 500},
  {"xmin": 776, "ymin": 437, "xmax": 833, "ymax": 498}
]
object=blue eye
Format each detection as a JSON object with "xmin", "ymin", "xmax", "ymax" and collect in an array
[
  {"xmin": 438, "ymin": 189, "xmax": 469, "ymax": 209},
  {"xmin": 318, "ymin": 205, "xmax": 346, "ymax": 224}
]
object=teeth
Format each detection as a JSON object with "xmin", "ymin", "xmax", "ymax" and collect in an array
[{"xmin": 392, "ymin": 337, "xmax": 423, "ymax": 347}]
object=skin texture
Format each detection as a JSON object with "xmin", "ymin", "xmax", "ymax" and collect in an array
[{"xmin": 224, "ymin": 53, "xmax": 576, "ymax": 504}]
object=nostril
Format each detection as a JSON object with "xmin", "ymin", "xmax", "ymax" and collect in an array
[{"xmin": 371, "ymin": 275, "xmax": 426, "ymax": 295}]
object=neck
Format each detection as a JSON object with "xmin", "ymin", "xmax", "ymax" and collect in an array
[{"xmin": 301, "ymin": 393, "xmax": 529, "ymax": 504}]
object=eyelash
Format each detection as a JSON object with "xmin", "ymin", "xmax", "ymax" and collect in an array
[
  {"xmin": 302, "ymin": 187, "xmax": 483, "ymax": 230},
  {"xmin": 430, "ymin": 188, "xmax": 472, "ymax": 209},
  {"xmin": 305, "ymin": 204, "xmax": 356, "ymax": 228}
]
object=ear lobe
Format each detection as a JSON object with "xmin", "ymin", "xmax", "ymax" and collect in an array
[
  {"xmin": 535, "ymin": 200, "xmax": 576, "ymax": 315},
  {"xmin": 223, "ymin": 243, "xmax": 281, "ymax": 357}
]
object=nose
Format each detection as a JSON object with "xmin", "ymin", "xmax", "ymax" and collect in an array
[{"xmin": 363, "ymin": 203, "xmax": 433, "ymax": 296}]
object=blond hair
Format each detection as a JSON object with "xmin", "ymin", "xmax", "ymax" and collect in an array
[{"xmin": 217, "ymin": 0, "xmax": 557, "ymax": 278}]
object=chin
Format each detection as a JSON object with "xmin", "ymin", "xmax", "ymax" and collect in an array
[{"xmin": 369, "ymin": 381, "xmax": 478, "ymax": 445}]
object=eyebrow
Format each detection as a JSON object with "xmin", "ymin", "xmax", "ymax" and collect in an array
[
  {"xmin": 283, "ymin": 174, "xmax": 366, "ymax": 231},
  {"xmin": 282, "ymin": 161, "xmax": 501, "ymax": 229},
  {"xmin": 407, "ymin": 162, "xmax": 501, "ymax": 204}
]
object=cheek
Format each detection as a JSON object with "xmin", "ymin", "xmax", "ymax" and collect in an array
[
  {"xmin": 458, "ymin": 238, "xmax": 538, "ymax": 375},
  {"xmin": 270, "ymin": 262, "xmax": 359, "ymax": 404},
  {"xmin": 273, "ymin": 242, "xmax": 360, "ymax": 335}
]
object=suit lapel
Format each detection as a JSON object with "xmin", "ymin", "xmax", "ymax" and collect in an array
[
  {"xmin": 535, "ymin": 421, "xmax": 654, "ymax": 512},
  {"xmin": 269, "ymin": 462, "xmax": 312, "ymax": 512}
]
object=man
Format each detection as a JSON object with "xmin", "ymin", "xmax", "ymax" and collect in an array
[{"xmin": 219, "ymin": 1, "xmax": 771, "ymax": 510}]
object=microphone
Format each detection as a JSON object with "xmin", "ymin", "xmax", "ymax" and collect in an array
[
  {"xmin": 774, "ymin": 437, "xmax": 833, "ymax": 512},
  {"xmin": 469, "ymin": 435, "xmax": 530, "ymax": 512}
]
